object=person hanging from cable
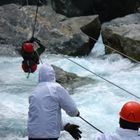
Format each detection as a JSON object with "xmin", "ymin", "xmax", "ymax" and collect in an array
[
  {"xmin": 18, "ymin": 0, "xmax": 46, "ymax": 74},
  {"xmin": 20, "ymin": 37, "xmax": 45, "ymax": 73}
]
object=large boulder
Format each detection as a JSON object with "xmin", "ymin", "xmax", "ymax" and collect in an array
[
  {"xmin": 51, "ymin": 0, "xmax": 139, "ymax": 23},
  {"xmin": 101, "ymin": 13, "xmax": 140, "ymax": 61},
  {"xmin": 52, "ymin": 65, "xmax": 95, "ymax": 94}
]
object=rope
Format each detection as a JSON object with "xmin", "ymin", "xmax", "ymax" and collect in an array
[
  {"xmin": 63, "ymin": 56, "xmax": 140, "ymax": 100},
  {"xmin": 26, "ymin": 60, "xmax": 31, "ymax": 79},
  {"xmin": 32, "ymin": 0, "xmax": 39, "ymax": 38},
  {"xmin": 79, "ymin": 116, "xmax": 103, "ymax": 133},
  {"xmin": 31, "ymin": 0, "xmax": 44, "ymax": 65}
]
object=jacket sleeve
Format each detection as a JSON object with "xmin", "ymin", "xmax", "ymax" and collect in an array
[
  {"xmin": 57, "ymin": 85, "xmax": 79, "ymax": 117},
  {"xmin": 35, "ymin": 41, "xmax": 45, "ymax": 56}
]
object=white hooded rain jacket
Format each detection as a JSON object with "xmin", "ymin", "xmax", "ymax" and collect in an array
[{"xmin": 28, "ymin": 63, "xmax": 79, "ymax": 138}]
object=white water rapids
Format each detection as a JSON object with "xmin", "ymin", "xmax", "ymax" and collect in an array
[{"xmin": 0, "ymin": 38, "xmax": 140, "ymax": 140}]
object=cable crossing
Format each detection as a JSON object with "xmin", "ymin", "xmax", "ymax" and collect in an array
[
  {"xmin": 32, "ymin": 0, "xmax": 39, "ymax": 38},
  {"xmin": 22, "ymin": 0, "xmax": 140, "ymax": 96},
  {"xmin": 47, "ymin": 8, "xmax": 140, "ymax": 100}
]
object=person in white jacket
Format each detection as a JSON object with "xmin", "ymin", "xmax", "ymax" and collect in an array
[
  {"xmin": 94, "ymin": 101, "xmax": 140, "ymax": 140},
  {"xmin": 28, "ymin": 62, "xmax": 82, "ymax": 140}
]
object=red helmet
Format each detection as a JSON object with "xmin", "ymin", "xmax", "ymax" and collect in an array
[
  {"xmin": 22, "ymin": 42, "xmax": 34, "ymax": 53},
  {"xmin": 119, "ymin": 101, "xmax": 140, "ymax": 123},
  {"xmin": 22, "ymin": 63, "xmax": 37, "ymax": 73}
]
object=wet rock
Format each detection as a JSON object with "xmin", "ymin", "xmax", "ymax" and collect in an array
[
  {"xmin": 53, "ymin": 15, "xmax": 101, "ymax": 56},
  {"xmin": 101, "ymin": 13, "xmax": 140, "ymax": 61},
  {"xmin": 52, "ymin": 65, "xmax": 95, "ymax": 94}
]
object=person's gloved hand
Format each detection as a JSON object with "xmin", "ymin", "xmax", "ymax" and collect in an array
[
  {"xmin": 64, "ymin": 123, "xmax": 82, "ymax": 140},
  {"xmin": 76, "ymin": 111, "xmax": 80, "ymax": 117}
]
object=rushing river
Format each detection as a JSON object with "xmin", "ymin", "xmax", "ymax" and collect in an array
[{"xmin": 0, "ymin": 38, "xmax": 140, "ymax": 140}]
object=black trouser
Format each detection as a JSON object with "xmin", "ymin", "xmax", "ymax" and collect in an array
[{"xmin": 29, "ymin": 138, "xmax": 58, "ymax": 140}]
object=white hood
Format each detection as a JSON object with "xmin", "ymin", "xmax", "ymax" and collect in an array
[{"xmin": 39, "ymin": 62, "xmax": 55, "ymax": 83}]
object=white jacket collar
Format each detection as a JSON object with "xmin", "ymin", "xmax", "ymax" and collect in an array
[{"xmin": 116, "ymin": 127, "xmax": 139, "ymax": 137}]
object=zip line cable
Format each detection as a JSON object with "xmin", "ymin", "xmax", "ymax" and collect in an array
[
  {"xmin": 32, "ymin": 0, "xmax": 44, "ymax": 65},
  {"xmin": 63, "ymin": 56, "xmax": 140, "ymax": 100},
  {"xmin": 27, "ymin": 0, "xmax": 42, "ymax": 78},
  {"xmin": 79, "ymin": 116, "xmax": 103, "ymax": 133},
  {"xmin": 32, "ymin": 0, "xmax": 39, "ymax": 38}
]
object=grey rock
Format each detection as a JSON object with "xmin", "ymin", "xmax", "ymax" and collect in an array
[
  {"xmin": 51, "ymin": 15, "xmax": 101, "ymax": 56},
  {"xmin": 52, "ymin": 65, "xmax": 96, "ymax": 94},
  {"xmin": 101, "ymin": 13, "xmax": 140, "ymax": 61}
]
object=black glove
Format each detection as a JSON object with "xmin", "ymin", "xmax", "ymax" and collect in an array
[
  {"xmin": 64, "ymin": 123, "xmax": 82, "ymax": 140},
  {"xmin": 76, "ymin": 111, "xmax": 80, "ymax": 117}
]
